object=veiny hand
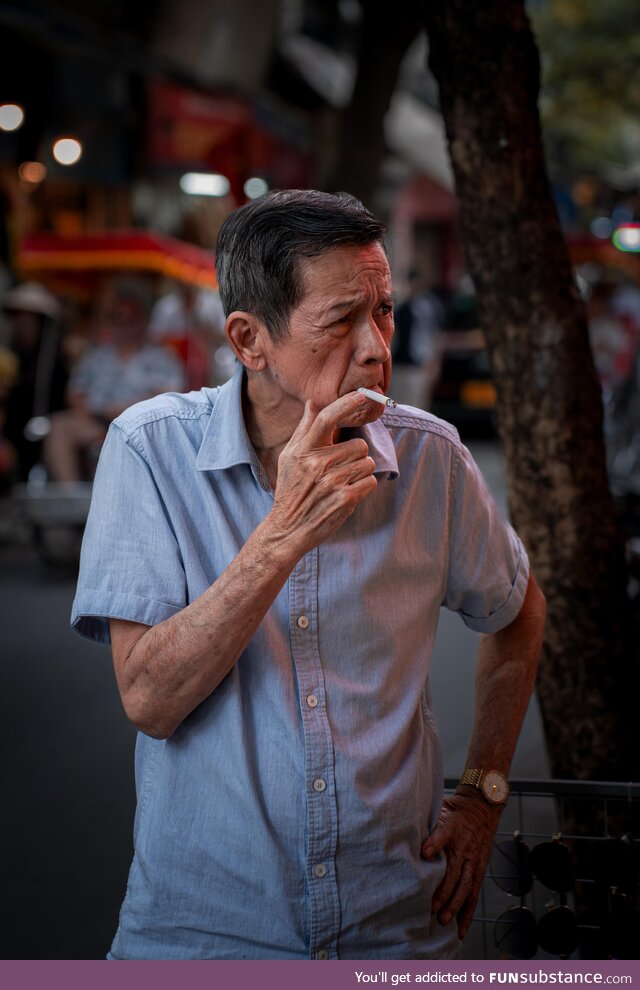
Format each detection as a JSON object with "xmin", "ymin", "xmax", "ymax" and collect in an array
[
  {"xmin": 269, "ymin": 391, "xmax": 377, "ymax": 555},
  {"xmin": 421, "ymin": 792, "xmax": 503, "ymax": 940}
]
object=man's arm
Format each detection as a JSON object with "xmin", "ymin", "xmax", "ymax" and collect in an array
[
  {"xmin": 110, "ymin": 389, "xmax": 376, "ymax": 739},
  {"xmin": 421, "ymin": 572, "xmax": 546, "ymax": 940}
]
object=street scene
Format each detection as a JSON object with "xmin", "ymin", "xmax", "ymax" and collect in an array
[{"xmin": 1, "ymin": 0, "xmax": 639, "ymax": 975}]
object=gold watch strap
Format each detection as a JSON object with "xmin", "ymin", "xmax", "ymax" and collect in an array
[{"xmin": 459, "ymin": 769, "xmax": 483, "ymax": 788}]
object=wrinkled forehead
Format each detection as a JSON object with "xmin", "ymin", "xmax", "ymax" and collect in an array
[{"xmin": 297, "ymin": 242, "xmax": 392, "ymax": 300}]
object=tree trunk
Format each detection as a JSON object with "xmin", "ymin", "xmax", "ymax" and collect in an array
[
  {"xmin": 327, "ymin": 1, "xmax": 421, "ymax": 206},
  {"xmin": 422, "ymin": 0, "xmax": 637, "ymax": 780}
]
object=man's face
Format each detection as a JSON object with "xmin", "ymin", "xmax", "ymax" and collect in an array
[{"xmin": 261, "ymin": 242, "xmax": 394, "ymax": 426}]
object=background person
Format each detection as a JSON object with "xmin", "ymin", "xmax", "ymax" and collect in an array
[
  {"xmin": 1, "ymin": 281, "xmax": 69, "ymax": 482},
  {"xmin": 44, "ymin": 281, "xmax": 185, "ymax": 484},
  {"xmin": 148, "ymin": 282, "xmax": 230, "ymax": 390},
  {"xmin": 391, "ymin": 266, "xmax": 445, "ymax": 409},
  {"xmin": 72, "ymin": 190, "xmax": 545, "ymax": 960}
]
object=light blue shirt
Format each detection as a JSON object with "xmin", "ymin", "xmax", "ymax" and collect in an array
[{"xmin": 72, "ymin": 366, "xmax": 529, "ymax": 960}]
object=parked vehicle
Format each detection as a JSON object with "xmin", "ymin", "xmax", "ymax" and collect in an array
[
  {"xmin": 430, "ymin": 328, "xmax": 497, "ymax": 436},
  {"xmin": 430, "ymin": 287, "xmax": 497, "ymax": 437}
]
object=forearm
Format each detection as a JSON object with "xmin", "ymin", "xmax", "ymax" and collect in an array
[
  {"xmin": 425, "ymin": 575, "xmax": 546, "ymax": 938},
  {"xmin": 113, "ymin": 517, "xmax": 301, "ymax": 739},
  {"xmin": 462, "ymin": 574, "xmax": 546, "ymax": 781}
]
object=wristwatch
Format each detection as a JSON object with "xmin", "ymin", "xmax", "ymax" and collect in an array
[{"xmin": 459, "ymin": 768, "xmax": 509, "ymax": 806}]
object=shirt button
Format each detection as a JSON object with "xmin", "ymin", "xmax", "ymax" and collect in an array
[
  {"xmin": 313, "ymin": 778, "xmax": 326, "ymax": 792},
  {"xmin": 306, "ymin": 694, "xmax": 318, "ymax": 708},
  {"xmin": 313, "ymin": 863, "xmax": 327, "ymax": 878},
  {"xmin": 297, "ymin": 615, "xmax": 310, "ymax": 629},
  {"xmin": 317, "ymin": 950, "xmax": 329, "ymax": 960}
]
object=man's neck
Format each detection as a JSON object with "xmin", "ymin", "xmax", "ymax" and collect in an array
[{"xmin": 242, "ymin": 372, "xmax": 302, "ymax": 487}]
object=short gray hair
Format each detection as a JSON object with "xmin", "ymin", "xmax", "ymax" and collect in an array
[{"xmin": 215, "ymin": 189, "xmax": 386, "ymax": 339}]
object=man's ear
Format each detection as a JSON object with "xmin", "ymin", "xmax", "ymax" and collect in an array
[{"xmin": 225, "ymin": 312, "xmax": 269, "ymax": 371}]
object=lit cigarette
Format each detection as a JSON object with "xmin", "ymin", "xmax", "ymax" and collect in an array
[{"xmin": 357, "ymin": 387, "xmax": 397, "ymax": 408}]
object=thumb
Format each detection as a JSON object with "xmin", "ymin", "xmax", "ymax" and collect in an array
[{"xmin": 421, "ymin": 820, "xmax": 450, "ymax": 860}]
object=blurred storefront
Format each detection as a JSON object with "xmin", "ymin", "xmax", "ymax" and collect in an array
[{"xmin": 0, "ymin": 6, "xmax": 315, "ymax": 281}]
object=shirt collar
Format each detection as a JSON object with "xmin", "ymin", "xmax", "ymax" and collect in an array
[
  {"xmin": 196, "ymin": 364, "xmax": 259, "ymax": 472},
  {"xmin": 196, "ymin": 364, "xmax": 399, "ymax": 480}
]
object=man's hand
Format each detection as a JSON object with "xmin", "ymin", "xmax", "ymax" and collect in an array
[
  {"xmin": 421, "ymin": 792, "xmax": 503, "ymax": 941},
  {"xmin": 269, "ymin": 391, "xmax": 377, "ymax": 555}
]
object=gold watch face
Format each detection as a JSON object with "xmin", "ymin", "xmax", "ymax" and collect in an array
[{"xmin": 481, "ymin": 770, "xmax": 509, "ymax": 804}]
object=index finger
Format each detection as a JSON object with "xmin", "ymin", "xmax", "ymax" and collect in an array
[{"xmin": 306, "ymin": 391, "xmax": 368, "ymax": 446}]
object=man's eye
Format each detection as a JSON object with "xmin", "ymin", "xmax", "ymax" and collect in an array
[{"xmin": 378, "ymin": 304, "xmax": 393, "ymax": 317}]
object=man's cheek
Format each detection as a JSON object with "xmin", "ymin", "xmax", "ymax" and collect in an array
[{"xmin": 310, "ymin": 380, "xmax": 342, "ymax": 409}]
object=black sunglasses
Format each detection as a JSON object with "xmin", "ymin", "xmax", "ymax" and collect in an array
[
  {"xmin": 491, "ymin": 833, "xmax": 533, "ymax": 897},
  {"xmin": 531, "ymin": 835, "xmax": 578, "ymax": 957},
  {"xmin": 601, "ymin": 888, "xmax": 640, "ymax": 960},
  {"xmin": 494, "ymin": 905, "xmax": 538, "ymax": 960},
  {"xmin": 588, "ymin": 836, "xmax": 640, "ymax": 960},
  {"xmin": 590, "ymin": 835, "xmax": 639, "ymax": 898},
  {"xmin": 492, "ymin": 833, "xmax": 578, "ymax": 958}
]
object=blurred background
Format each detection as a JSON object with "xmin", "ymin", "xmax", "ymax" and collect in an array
[{"xmin": 0, "ymin": 0, "xmax": 639, "ymax": 962}]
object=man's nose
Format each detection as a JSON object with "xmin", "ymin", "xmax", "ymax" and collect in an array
[{"xmin": 355, "ymin": 317, "xmax": 392, "ymax": 364}]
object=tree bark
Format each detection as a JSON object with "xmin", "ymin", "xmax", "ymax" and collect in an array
[{"xmin": 422, "ymin": 0, "xmax": 636, "ymax": 780}]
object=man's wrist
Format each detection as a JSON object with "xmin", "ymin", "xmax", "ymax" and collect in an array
[
  {"xmin": 454, "ymin": 784, "xmax": 504, "ymax": 804},
  {"xmin": 254, "ymin": 515, "xmax": 306, "ymax": 571},
  {"xmin": 457, "ymin": 768, "xmax": 510, "ymax": 806}
]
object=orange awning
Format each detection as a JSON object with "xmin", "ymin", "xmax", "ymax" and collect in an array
[{"xmin": 17, "ymin": 230, "xmax": 218, "ymax": 290}]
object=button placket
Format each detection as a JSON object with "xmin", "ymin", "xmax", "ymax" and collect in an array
[{"xmin": 288, "ymin": 548, "xmax": 340, "ymax": 959}]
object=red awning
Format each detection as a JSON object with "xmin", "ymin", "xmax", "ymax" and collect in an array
[{"xmin": 17, "ymin": 230, "xmax": 218, "ymax": 290}]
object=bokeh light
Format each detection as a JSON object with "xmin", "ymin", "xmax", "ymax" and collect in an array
[
  {"xmin": 0, "ymin": 103, "xmax": 25, "ymax": 131},
  {"xmin": 179, "ymin": 172, "xmax": 230, "ymax": 197},
  {"xmin": 590, "ymin": 216, "xmax": 613, "ymax": 239},
  {"xmin": 18, "ymin": 161, "xmax": 47, "ymax": 184},
  {"xmin": 52, "ymin": 137, "xmax": 83, "ymax": 165},
  {"xmin": 612, "ymin": 223, "xmax": 640, "ymax": 253},
  {"xmin": 244, "ymin": 177, "xmax": 269, "ymax": 199}
]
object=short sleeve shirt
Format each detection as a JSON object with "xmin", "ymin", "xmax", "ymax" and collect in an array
[{"xmin": 72, "ymin": 365, "xmax": 529, "ymax": 960}]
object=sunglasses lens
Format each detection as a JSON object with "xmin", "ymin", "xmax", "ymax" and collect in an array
[
  {"xmin": 591, "ymin": 838, "xmax": 638, "ymax": 896},
  {"xmin": 531, "ymin": 840, "xmax": 574, "ymax": 893},
  {"xmin": 494, "ymin": 906, "xmax": 538, "ymax": 959},
  {"xmin": 492, "ymin": 838, "xmax": 533, "ymax": 896},
  {"xmin": 602, "ymin": 895, "xmax": 639, "ymax": 960},
  {"xmin": 536, "ymin": 905, "xmax": 578, "ymax": 956}
]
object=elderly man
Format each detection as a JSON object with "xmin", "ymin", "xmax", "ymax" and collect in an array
[{"xmin": 72, "ymin": 190, "xmax": 545, "ymax": 960}]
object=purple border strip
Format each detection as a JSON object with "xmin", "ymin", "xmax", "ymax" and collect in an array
[{"xmin": 2, "ymin": 959, "xmax": 640, "ymax": 990}]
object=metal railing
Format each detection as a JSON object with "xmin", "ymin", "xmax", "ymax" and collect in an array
[{"xmin": 443, "ymin": 778, "xmax": 640, "ymax": 961}]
